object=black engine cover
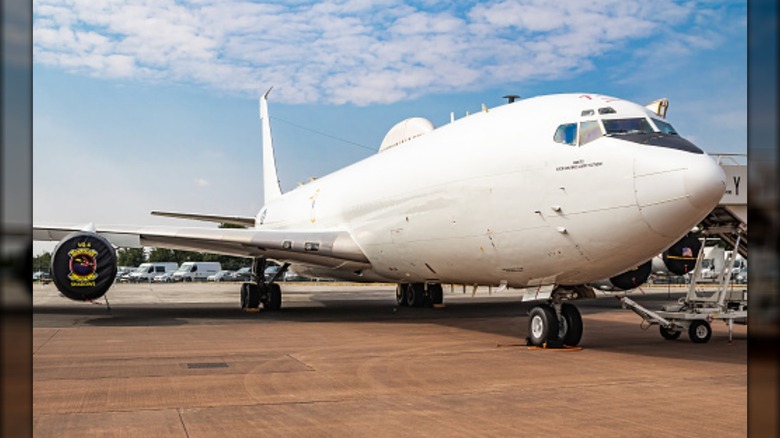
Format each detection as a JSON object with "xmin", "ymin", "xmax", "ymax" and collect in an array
[
  {"xmin": 662, "ymin": 232, "xmax": 702, "ymax": 276},
  {"xmin": 609, "ymin": 260, "xmax": 652, "ymax": 290},
  {"xmin": 51, "ymin": 231, "xmax": 117, "ymax": 301}
]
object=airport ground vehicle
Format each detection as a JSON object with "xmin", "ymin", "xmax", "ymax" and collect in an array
[
  {"xmin": 172, "ymin": 261, "xmax": 221, "ymax": 282},
  {"xmin": 621, "ymin": 235, "xmax": 746, "ymax": 343},
  {"xmin": 128, "ymin": 262, "xmax": 179, "ymax": 283}
]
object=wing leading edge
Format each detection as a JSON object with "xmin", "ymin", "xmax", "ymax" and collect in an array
[
  {"xmin": 33, "ymin": 224, "xmax": 370, "ymax": 269},
  {"xmin": 150, "ymin": 210, "xmax": 256, "ymax": 227}
]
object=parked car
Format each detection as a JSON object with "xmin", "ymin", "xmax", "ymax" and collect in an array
[
  {"xmin": 262, "ymin": 266, "xmax": 308, "ymax": 282},
  {"xmin": 263, "ymin": 265, "xmax": 282, "ymax": 282},
  {"xmin": 116, "ymin": 266, "xmax": 135, "ymax": 280},
  {"xmin": 153, "ymin": 271, "xmax": 175, "ymax": 283},
  {"xmin": 233, "ymin": 267, "xmax": 255, "ymax": 282},
  {"xmin": 283, "ymin": 268, "xmax": 309, "ymax": 282},
  {"xmin": 207, "ymin": 270, "xmax": 235, "ymax": 282}
]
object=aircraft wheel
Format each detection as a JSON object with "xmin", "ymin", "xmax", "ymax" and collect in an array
[
  {"xmin": 240, "ymin": 283, "xmax": 250, "ymax": 309},
  {"xmin": 396, "ymin": 285, "xmax": 407, "ymax": 306},
  {"xmin": 246, "ymin": 284, "xmax": 261, "ymax": 309},
  {"xmin": 428, "ymin": 284, "xmax": 443, "ymax": 306},
  {"xmin": 560, "ymin": 302, "xmax": 583, "ymax": 346},
  {"xmin": 659, "ymin": 325, "xmax": 681, "ymax": 340},
  {"xmin": 405, "ymin": 283, "xmax": 425, "ymax": 307},
  {"xmin": 265, "ymin": 283, "xmax": 282, "ymax": 311},
  {"xmin": 688, "ymin": 320, "xmax": 712, "ymax": 343},
  {"xmin": 527, "ymin": 306, "xmax": 559, "ymax": 347}
]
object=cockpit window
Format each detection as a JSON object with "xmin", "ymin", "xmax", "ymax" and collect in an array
[
  {"xmin": 652, "ymin": 118, "xmax": 677, "ymax": 135},
  {"xmin": 554, "ymin": 123, "xmax": 577, "ymax": 145},
  {"xmin": 602, "ymin": 118, "xmax": 654, "ymax": 136},
  {"xmin": 578, "ymin": 120, "xmax": 603, "ymax": 145}
]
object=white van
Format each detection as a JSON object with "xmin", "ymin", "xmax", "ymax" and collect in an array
[
  {"xmin": 172, "ymin": 261, "xmax": 222, "ymax": 282},
  {"xmin": 128, "ymin": 262, "xmax": 179, "ymax": 283}
]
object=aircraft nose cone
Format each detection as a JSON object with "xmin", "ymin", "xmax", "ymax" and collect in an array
[
  {"xmin": 634, "ymin": 148, "xmax": 725, "ymax": 238},
  {"xmin": 684, "ymin": 155, "xmax": 726, "ymax": 210}
]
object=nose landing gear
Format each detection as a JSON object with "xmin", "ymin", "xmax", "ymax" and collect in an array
[
  {"xmin": 526, "ymin": 302, "xmax": 583, "ymax": 348},
  {"xmin": 526, "ymin": 286, "xmax": 587, "ymax": 348}
]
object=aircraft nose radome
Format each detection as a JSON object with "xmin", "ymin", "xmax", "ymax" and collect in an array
[
  {"xmin": 684, "ymin": 155, "xmax": 726, "ymax": 210},
  {"xmin": 634, "ymin": 149, "xmax": 725, "ymax": 238}
]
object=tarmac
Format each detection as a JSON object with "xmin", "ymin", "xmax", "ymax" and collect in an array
[{"xmin": 33, "ymin": 282, "xmax": 747, "ymax": 437}]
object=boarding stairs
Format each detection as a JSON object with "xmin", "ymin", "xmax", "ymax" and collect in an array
[{"xmin": 700, "ymin": 155, "xmax": 747, "ymax": 257}]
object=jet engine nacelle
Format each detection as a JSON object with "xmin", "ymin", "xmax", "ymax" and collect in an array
[
  {"xmin": 661, "ymin": 232, "xmax": 701, "ymax": 276},
  {"xmin": 50, "ymin": 231, "xmax": 117, "ymax": 301},
  {"xmin": 604, "ymin": 260, "xmax": 653, "ymax": 291}
]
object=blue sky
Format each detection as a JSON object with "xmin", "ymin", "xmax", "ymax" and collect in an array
[{"xmin": 33, "ymin": 0, "xmax": 747, "ymax": 254}]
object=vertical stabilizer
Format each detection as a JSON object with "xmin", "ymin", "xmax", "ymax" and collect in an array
[{"xmin": 260, "ymin": 87, "xmax": 283, "ymax": 203}]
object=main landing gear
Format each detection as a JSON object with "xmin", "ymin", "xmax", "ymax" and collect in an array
[
  {"xmin": 241, "ymin": 258, "xmax": 288, "ymax": 312},
  {"xmin": 526, "ymin": 300, "xmax": 584, "ymax": 348},
  {"xmin": 396, "ymin": 283, "xmax": 444, "ymax": 308}
]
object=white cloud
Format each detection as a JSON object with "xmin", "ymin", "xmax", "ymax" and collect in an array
[{"xmin": 32, "ymin": 0, "xmax": 735, "ymax": 105}]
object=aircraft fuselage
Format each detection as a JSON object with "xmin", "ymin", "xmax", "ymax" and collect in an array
[{"xmin": 259, "ymin": 94, "xmax": 725, "ymax": 288}]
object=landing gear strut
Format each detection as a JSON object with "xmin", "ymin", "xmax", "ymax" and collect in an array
[{"xmin": 240, "ymin": 258, "xmax": 288, "ymax": 312}]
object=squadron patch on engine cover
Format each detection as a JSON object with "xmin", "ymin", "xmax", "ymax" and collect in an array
[{"xmin": 68, "ymin": 244, "xmax": 99, "ymax": 286}]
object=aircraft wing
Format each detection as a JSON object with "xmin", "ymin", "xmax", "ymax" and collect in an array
[
  {"xmin": 150, "ymin": 211, "xmax": 256, "ymax": 227},
  {"xmin": 33, "ymin": 224, "xmax": 371, "ymax": 268}
]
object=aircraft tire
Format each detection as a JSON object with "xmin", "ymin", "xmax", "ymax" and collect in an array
[
  {"xmin": 527, "ymin": 306, "xmax": 559, "ymax": 347},
  {"xmin": 246, "ymin": 284, "xmax": 261, "ymax": 309},
  {"xmin": 659, "ymin": 325, "xmax": 681, "ymax": 340},
  {"xmin": 265, "ymin": 283, "xmax": 282, "ymax": 311},
  {"xmin": 688, "ymin": 320, "xmax": 712, "ymax": 343},
  {"xmin": 405, "ymin": 283, "xmax": 425, "ymax": 307},
  {"xmin": 240, "ymin": 283, "xmax": 250, "ymax": 309},
  {"xmin": 396, "ymin": 285, "xmax": 407, "ymax": 306},
  {"xmin": 428, "ymin": 283, "xmax": 443, "ymax": 305},
  {"xmin": 560, "ymin": 303, "xmax": 583, "ymax": 346}
]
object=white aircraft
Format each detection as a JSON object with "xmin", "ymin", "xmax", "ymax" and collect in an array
[{"xmin": 34, "ymin": 91, "xmax": 726, "ymax": 347}]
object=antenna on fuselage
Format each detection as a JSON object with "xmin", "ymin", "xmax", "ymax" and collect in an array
[
  {"xmin": 503, "ymin": 95, "xmax": 521, "ymax": 104},
  {"xmin": 260, "ymin": 87, "xmax": 283, "ymax": 204}
]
